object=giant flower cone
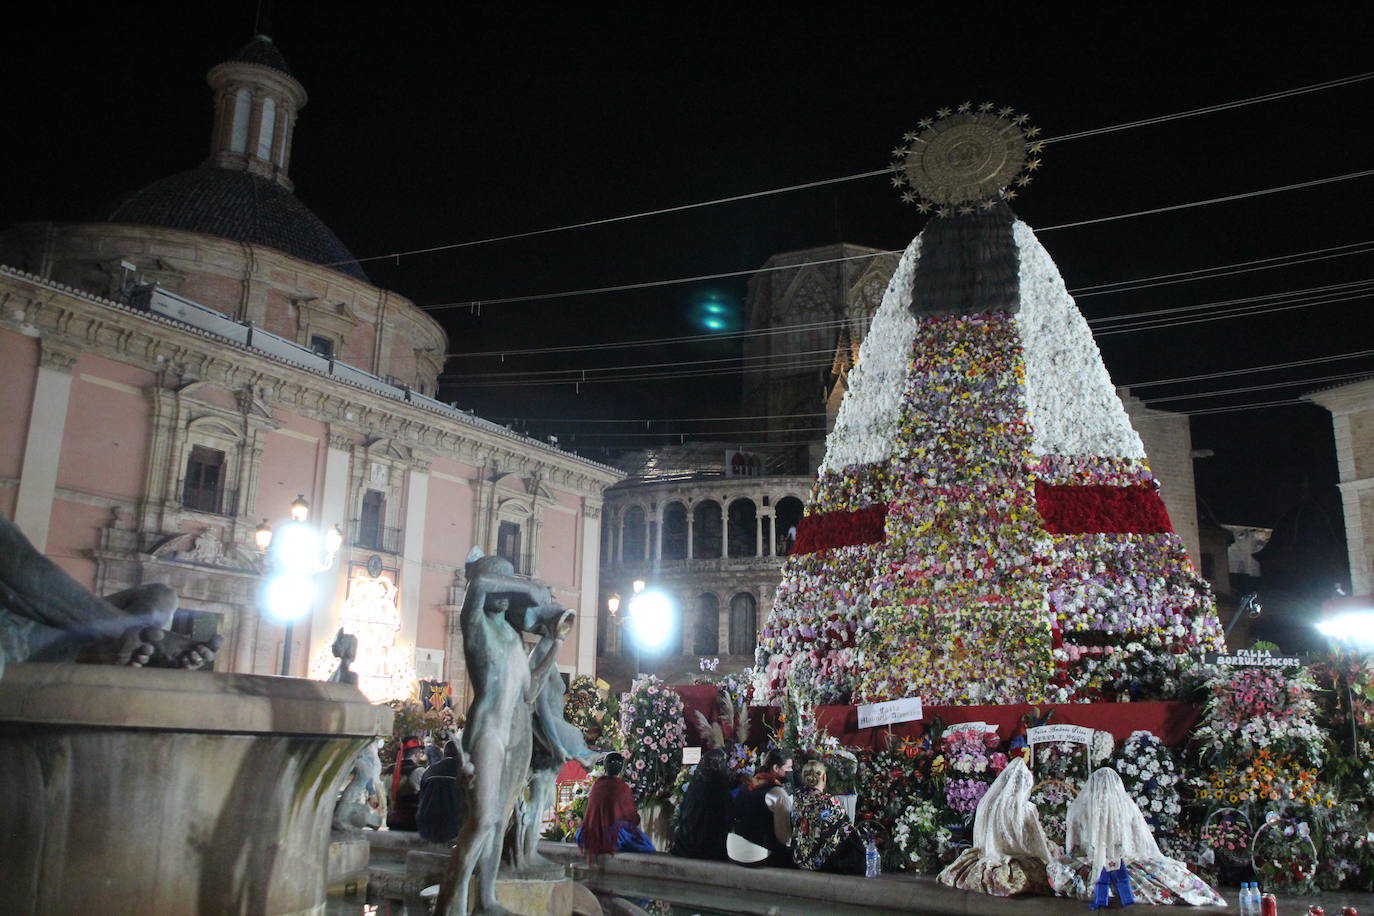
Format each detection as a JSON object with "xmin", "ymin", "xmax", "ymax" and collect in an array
[{"xmin": 757, "ymin": 204, "xmax": 1224, "ymax": 712}]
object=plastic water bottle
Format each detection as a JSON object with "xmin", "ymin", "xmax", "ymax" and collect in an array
[
  {"xmin": 1240, "ymin": 882, "xmax": 1257, "ymax": 916},
  {"xmin": 864, "ymin": 839, "xmax": 880, "ymax": 878}
]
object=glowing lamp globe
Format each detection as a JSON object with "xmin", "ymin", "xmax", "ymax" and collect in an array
[
  {"xmin": 264, "ymin": 573, "xmax": 315, "ymax": 623},
  {"xmin": 628, "ymin": 589, "xmax": 672, "ymax": 649}
]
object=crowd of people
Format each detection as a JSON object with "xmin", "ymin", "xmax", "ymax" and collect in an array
[{"xmin": 575, "ymin": 746, "xmax": 869, "ymax": 876}]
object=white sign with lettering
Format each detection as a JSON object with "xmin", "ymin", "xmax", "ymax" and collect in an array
[
  {"xmin": 682, "ymin": 746, "xmax": 702, "ymax": 765},
  {"xmin": 857, "ymin": 696, "xmax": 923, "ymax": 729},
  {"xmin": 1026, "ymin": 724, "xmax": 1094, "ymax": 746},
  {"xmin": 951, "ymin": 721, "xmax": 1000, "ymax": 735}
]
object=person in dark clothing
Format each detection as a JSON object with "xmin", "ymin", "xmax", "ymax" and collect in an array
[
  {"xmin": 672, "ymin": 748, "xmax": 734, "ymax": 859},
  {"xmin": 728, "ymin": 748, "xmax": 794, "ymax": 867},
  {"xmin": 386, "ymin": 735, "xmax": 425, "ymax": 831},
  {"xmin": 417, "ymin": 741, "xmax": 464, "ymax": 843}
]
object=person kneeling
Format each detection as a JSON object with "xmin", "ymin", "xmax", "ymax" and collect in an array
[
  {"xmin": 790, "ymin": 760, "xmax": 866, "ymax": 874},
  {"xmin": 726, "ymin": 749, "xmax": 794, "ymax": 868}
]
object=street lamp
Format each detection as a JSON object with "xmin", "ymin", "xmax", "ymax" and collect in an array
[
  {"xmin": 626, "ymin": 587, "xmax": 671, "ymax": 675},
  {"xmin": 607, "ymin": 586, "xmax": 671, "ymax": 676},
  {"xmin": 1316, "ymin": 608, "xmax": 1374, "ymax": 754},
  {"xmin": 257, "ymin": 497, "xmax": 343, "ymax": 676}
]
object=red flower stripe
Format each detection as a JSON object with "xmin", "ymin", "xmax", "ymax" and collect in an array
[
  {"xmin": 793, "ymin": 504, "xmax": 889, "ymax": 554},
  {"xmin": 1034, "ymin": 481, "xmax": 1173, "ymax": 534}
]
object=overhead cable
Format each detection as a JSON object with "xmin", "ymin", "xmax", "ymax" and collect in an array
[
  {"xmin": 333, "ymin": 72, "xmax": 1374, "ymax": 269},
  {"xmin": 443, "ymin": 241, "xmax": 1374, "ymax": 359},
  {"xmin": 421, "ymin": 171, "xmax": 1374, "ymax": 313}
]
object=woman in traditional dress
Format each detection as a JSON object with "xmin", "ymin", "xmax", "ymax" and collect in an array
[
  {"xmin": 789, "ymin": 760, "xmax": 866, "ymax": 874},
  {"xmin": 938, "ymin": 757, "xmax": 1054, "ymax": 897},
  {"xmin": 1048, "ymin": 767, "xmax": 1226, "ymax": 907},
  {"xmin": 577, "ymin": 753, "xmax": 655, "ymax": 861}
]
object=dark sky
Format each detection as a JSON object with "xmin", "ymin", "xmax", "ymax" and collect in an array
[{"xmin": 7, "ymin": 6, "xmax": 1374, "ymax": 534}]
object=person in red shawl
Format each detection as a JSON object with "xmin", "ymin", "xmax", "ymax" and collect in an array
[{"xmin": 577, "ymin": 753, "xmax": 655, "ymax": 860}]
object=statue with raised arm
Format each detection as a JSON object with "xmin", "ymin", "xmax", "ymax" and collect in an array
[
  {"xmin": 435, "ymin": 549, "xmax": 575, "ymax": 916},
  {"xmin": 0, "ymin": 513, "xmax": 222, "ymax": 681}
]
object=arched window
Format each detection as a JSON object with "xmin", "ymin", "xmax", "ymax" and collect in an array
[
  {"xmin": 661, "ymin": 502, "xmax": 688, "ymax": 560},
  {"xmin": 256, "ymin": 97, "xmax": 277, "ymax": 160},
  {"xmin": 728, "ymin": 593, "xmax": 758, "ymax": 656},
  {"xmin": 775, "ymin": 496, "xmax": 805, "ymax": 555},
  {"xmin": 727, "ymin": 498, "xmax": 757, "ymax": 557},
  {"xmin": 230, "ymin": 89, "xmax": 251, "ymax": 153},
  {"xmin": 692, "ymin": 500, "xmax": 721, "ymax": 559},
  {"xmin": 694, "ymin": 593, "xmax": 720, "ymax": 655},
  {"xmin": 622, "ymin": 506, "xmax": 646, "ymax": 564}
]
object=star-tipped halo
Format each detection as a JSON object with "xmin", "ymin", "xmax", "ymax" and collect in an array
[{"xmin": 889, "ymin": 103, "xmax": 1042, "ymax": 216}]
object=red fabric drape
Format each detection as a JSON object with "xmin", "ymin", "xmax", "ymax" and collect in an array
[
  {"xmin": 1034, "ymin": 482, "xmax": 1173, "ymax": 534},
  {"xmin": 792, "ymin": 504, "xmax": 888, "ymax": 555}
]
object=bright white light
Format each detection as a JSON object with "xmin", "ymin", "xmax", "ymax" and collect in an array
[
  {"xmin": 1317, "ymin": 611, "xmax": 1374, "ymax": 646},
  {"xmin": 264, "ymin": 573, "xmax": 315, "ymax": 622},
  {"xmin": 628, "ymin": 590, "xmax": 672, "ymax": 649},
  {"xmin": 273, "ymin": 521, "xmax": 320, "ymax": 574}
]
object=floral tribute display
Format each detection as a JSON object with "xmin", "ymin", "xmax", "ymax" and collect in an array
[
  {"xmin": 563, "ymin": 674, "xmax": 622, "ymax": 749},
  {"xmin": 619, "ymin": 675, "xmax": 687, "ymax": 802},
  {"xmin": 756, "ymin": 209, "xmax": 1224, "ymax": 714},
  {"xmin": 1110, "ymin": 730, "xmax": 1183, "ymax": 851}
]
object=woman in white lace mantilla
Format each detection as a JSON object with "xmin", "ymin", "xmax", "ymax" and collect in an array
[
  {"xmin": 938, "ymin": 757, "xmax": 1054, "ymax": 897},
  {"xmin": 1048, "ymin": 767, "xmax": 1225, "ymax": 907}
]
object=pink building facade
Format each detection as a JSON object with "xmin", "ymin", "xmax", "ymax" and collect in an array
[{"xmin": 0, "ymin": 36, "xmax": 621, "ymax": 706}]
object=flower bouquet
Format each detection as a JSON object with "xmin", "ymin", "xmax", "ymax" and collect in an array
[{"xmin": 618, "ymin": 674, "xmax": 687, "ymax": 802}]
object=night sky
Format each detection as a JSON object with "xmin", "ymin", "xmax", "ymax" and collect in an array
[{"xmin": 7, "ymin": 7, "xmax": 1374, "ymax": 543}]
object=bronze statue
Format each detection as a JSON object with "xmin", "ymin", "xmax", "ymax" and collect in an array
[
  {"xmin": 0, "ymin": 513, "xmax": 222, "ymax": 680},
  {"xmin": 506, "ymin": 628, "xmax": 599, "ymax": 873},
  {"xmin": 435, "ymin": 550, "xmax": 574, "ymax": 916},
  {"xmin": 328, "ymin": 627, "xmax": 360, "ymax": 686}
]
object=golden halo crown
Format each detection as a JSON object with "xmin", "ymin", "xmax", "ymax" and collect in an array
[{"xmin": 890, "ymin": 102, "xmax": 1044, "ymax": 216}]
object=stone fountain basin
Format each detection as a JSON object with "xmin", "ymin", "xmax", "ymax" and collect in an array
[{"xmin": 0, "ymin": 662, "xmax": 392, "ymax": 916}]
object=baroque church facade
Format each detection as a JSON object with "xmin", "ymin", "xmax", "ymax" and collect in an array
[{"xmin": 0, "ymin": 37, "xmax": 621, "ymax": 706}]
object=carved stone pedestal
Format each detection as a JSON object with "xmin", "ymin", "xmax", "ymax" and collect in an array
[{"xmin": 0, "ymin": 662, "xmax": 391, "ymax": 916}]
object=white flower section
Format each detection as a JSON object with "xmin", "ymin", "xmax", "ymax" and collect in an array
[
  {"xmin": 819, "ymin": 236, "xmax": 921, "ymax": 473},
  {"xmin": 1014, "ymin": 221, "xmax": 1145, "ymax": 458}
]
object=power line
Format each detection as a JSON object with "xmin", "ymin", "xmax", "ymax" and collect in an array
[
  {"xmin": 442, "ymin": 282, "xmax": 1373, "ymax": 384},
  {"xmin": 449, "ymin": 315, "xmax": 853, "ymax": 359},
  {"xmin": 421, "ymin": 170, "xmax": 1374, "ymax": 313},
  {"xmin": 332, "ymin": 72, "xmax": 1374, "ymax": 269},
  {"xmin": 543, "ymin": 395, "xmax": 1322, "ymax": 440},
  {"xmin": 1140, "ymin": 370, "xmax": 1374, "ymax": 404},
  {"xmin": 1089, "ymin": 278, "xmax": 1374, "ymax": 325},
  {"xmin": 1122, "ymin": 348, "xmax": 1374, "ymax": 389},
  {"xmin": 330, "ymin": 169, "xmax": 889, "ymax": 269},
  {"xmin": 1035, "ymin": 169, "xmax": 1374, "ymax": 233},
  {"xmin": 423, "ymin": 250, "xmax": 893, "ymax": 312},
  {"xmin": 1073, "ymin": 241, "xmax": 1374, "ymax": 298},
  {"xmin": 443, "ymin": 241, "xmax": 1374, "ymax": 359},
  {"xmin": 483, "ymin": 349, "xmax": 1374, "ymax": 421},
  {"xmin": 439, "ymin": 347, "xmax": 835, "ymax": 384},
  {"xmin": 1094, "ymin": 290, "xmax": 1374, "ymax": 336},
  {"xmin": 1043, "ymin": 73, "xmax": 1374, "ymax": 144}
]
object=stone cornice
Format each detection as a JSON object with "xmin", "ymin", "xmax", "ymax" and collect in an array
[
  {"xmin": 0, "ymin": 267, "xmax": 624, "ymax": 496},
  {"xmin": 39, "ymin": 336, "xmax": 80, "ymax": 373}
]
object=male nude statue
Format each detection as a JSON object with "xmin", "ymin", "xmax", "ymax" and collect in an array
[
  {"xmin": 505, "ymin": 627, "xmax": 599, "ymax": 872},
  {"xmin": 435, "ymin": 551, "xmax": 574, "ymax": 916},
  {"xmin": 0, "ymin": 513, "xmax": 221, "ymax": 679}
]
